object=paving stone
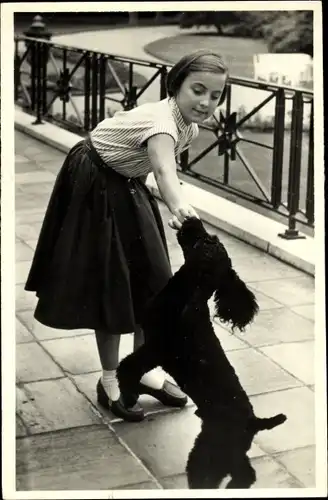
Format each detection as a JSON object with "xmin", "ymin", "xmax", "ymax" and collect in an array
[
  {"xmin": 203, "ymin": 225, "xmax": 265, "ymax": 257},
  {"xmin": 251, "ymin": 387, "xmax": 315, "ymax": 453},
  {"xmin": 16, "ymin": 425, "xmax": 151, "ymax": 490},
  {"xmin": 226, "ymin": 348, "xmax": 302, "ymax": 396},
  {"xmin": 15, "ymin": 171, "xmax": 55, "ymax": 185},
  {"xmin": 15, "ymin": 159, "xmax": 39, "ymax": 174},
  {"xmin": 15, "ymin": 194, "xmax": 40, "ymax": 212},
  {"xmin": 250, "ymin": 455, "xmax": 303, "ymax": 488},
  {"xmin": 118, "ymin": 481, "xmax": 161, "ymax": 490},
  {"xmin": 16, "ymin": 414, "xmax": 28, "ymax": 437},
  {"xmin": 17, "ymin": 312, "xmax": 94, "ymax": 341},
  {"xmin": 233, "ymin": 307, "xmax": 314, "ymax": 347},
  {"xmin": 15, "ymin": 154, "xmax": 33, "ymax": 164},
  {"xmin": 15, "ymin": 260, "xmax": 32, "ymax": 285},
  {"xmin": 15, "ymin": 192, "xmax": 49, "ymax": 212},
  {"xmin": 39, "ymin": 332, "xmax": 143, "ymax": 376},
  {"xmin": 16, "ymin": 318, "xmax": 34, "ymax": 344},
  {"xmin": 161, "ymin": 456, "xmax": 304, "ymax": 490},
  {"xmin": 247, "ymin": 287, "xmax": 283, "ymax": 310},
  {"xmin": 274, "ymin": 446, "xmax": 315, "ymax": 487},
  {"xmin": 161, "ymin": 474, "xmax": 189, "ymax": 489},
  {"xmin": 41, "ymin": 334, "xmax": 101, "ymax": 375},
  {"xmin": 259, "ymin": 341, "xmax": 314, "ymax": 385},
  {"xmin": 16, "ymin": 284, "xmax": 38, "ymax": 312},
  {"xmin": 40, "ymin": 160, "xmax": 63, "ymax": 175},
  {"xmin": 249, "ymin": 276, "xmax": 314, "ymax": 307},
  {"xmin": 22, "ymin": 145, "xmax": 51, "ymax": 158},
  {"xmin": 16, "ymin": 342, "xmax": 63, "ymax": 383},
  {"xmin": 15, "ymin": 240, "xmax": 34, "ymax": 262},
  {"xmin": 113, "ymin": 407, "xmax": 266, "ymax": 480},
  {"xmin": 233, "ymin": 254, "xmax": 304, "ymax": 283},
  {"xmin": 16, "ymin": 378, "xmax": 100, "ymax": 434},
  {"xmin": 16, "ymin": 310, "xmax": 35, "ymax": 331},
  {"xmin": 17, "ymin": 181, "xmax": 54, "ymax": 196},
  {"xmin": 15, "ymin": 222, "xmax": 43, "ymax": 241},
  {"xmin": 25, "ymin": 240, "xmax": 38, "ymax": 250},
  {"xmin": 213, "ymin": 321, "xmax": 248, "ymax": 351},
  {"xmin": 168, "ymin": 246, "xmax": 184, "ymax": 268},
  {"xmin": 291, "ymin": 304, "xmax": 315, "ymax": 322},
  {"xmin": 16, "ymin": 210, "xmax": 45, "ymax": 225},
  {"xmin": 28, "ymin": 150, "xmax": 67, "ymax": 165}
]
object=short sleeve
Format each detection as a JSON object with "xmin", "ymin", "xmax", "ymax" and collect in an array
[{"xmin": 138, "ymin": 117, "xmax": 178, "ymax": 146}]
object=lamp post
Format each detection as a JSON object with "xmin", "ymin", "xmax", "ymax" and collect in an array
[{"xmin": 23, "ymin": 15, "xmax": 53, "ymax": 121}]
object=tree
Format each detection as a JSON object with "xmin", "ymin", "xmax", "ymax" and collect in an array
[
  {"xmin": 179, "ymin": 11, "xmax": 245, "ymax": 34},
  {"xmin": 262, "ymin": 11, "xmax": 313, "ymax": 57},
  {"xmin": 179, "ymin": 10, "xmax": 313, "ymax": 57}
]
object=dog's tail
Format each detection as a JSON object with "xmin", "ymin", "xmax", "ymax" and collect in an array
[
  {"xmin": 213, "ymin": 268, "xmax": 259, "ymax": 331},
  {"xmin": 251, "ymin": 413, "xmax": 287, "ymax": 432}
]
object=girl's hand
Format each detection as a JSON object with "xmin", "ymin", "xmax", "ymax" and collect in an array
[{"xmin": 168, "ymin": 205, "xmax": 199, "ymax": 230}]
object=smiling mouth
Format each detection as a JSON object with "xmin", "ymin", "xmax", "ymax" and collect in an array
[{"xmin": 193, "ymin": 109, "xmax": 207, "ymax": 117}]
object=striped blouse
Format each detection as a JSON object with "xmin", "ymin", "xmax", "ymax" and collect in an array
[{"xmin": 90, "ymin": 96, "xmax": 199, "ymax": 178}]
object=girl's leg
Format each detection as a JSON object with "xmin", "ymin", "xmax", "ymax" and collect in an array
[
  {"xmin": 95, "ymin": 329, "xmax": 145, "ymax": 421},
  {"xmin": 95, "ymin": 330, "xmax": 121, "ymax": 401},
  {"xmin": 133, "ymin": 324, "xmax": 188, "ymax": 407},
  {"xmin": 133, "ymin": 325, "xmax": 165, "ymax": 390}
]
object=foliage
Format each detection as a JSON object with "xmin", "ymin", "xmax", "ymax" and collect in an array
[
  {"xmin": 179, "ymin": 11, "xmax": 246, "ymax": 34},
  {"xmin": 179, "ymin": 10, "xmax": 313, "ymax": 57},
  {"xmin": 258, "ymin": 11, "xmax": 313, "ymax": 57}
]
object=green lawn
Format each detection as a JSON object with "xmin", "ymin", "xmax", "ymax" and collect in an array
[{"xmin": 144, "ymin": 33, "xmax": 269, "ymax": 79}]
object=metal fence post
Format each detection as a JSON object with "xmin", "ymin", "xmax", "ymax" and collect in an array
[
  {"xmin": 278, "ymin": 91, "xmax": 306, "ymax": 239},
  {"xmin": 32, "ymin": 42, "xmax": 43, "ymax": 124},
  {"xmin": 305, "ymin": 101, "xmax": 314, "ymax": 226},
  {"xmin": 271, "ymin": 88, "xmax": 285, "ymax": 208}
]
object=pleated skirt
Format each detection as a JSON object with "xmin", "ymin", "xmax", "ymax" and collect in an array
[{"xmin": 24, "ymin": 138, "xmax": 173, "ymax": 334}]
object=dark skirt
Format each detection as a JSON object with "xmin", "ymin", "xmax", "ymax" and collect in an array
[{"xmin": 24, "ymin": 138, "xmax": 173, "ymax": 334}]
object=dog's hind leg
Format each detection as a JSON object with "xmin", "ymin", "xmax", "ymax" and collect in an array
[
  {"xmin": 225, "ymin": 454, "xmax": 256, "ymax": 489},
  {"xmin": 117, "ymin": 343, "xmax": 160, "ymax": 407},
  {"xmin": 186, "ymin": 428, "xmax": 228, "ymax": 489}
]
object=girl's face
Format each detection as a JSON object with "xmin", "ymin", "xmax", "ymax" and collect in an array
[{"xmin": 175, "ymin": 71, "xmax": 227, "ymax": 124}]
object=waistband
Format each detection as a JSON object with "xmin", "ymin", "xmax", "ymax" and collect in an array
[
  {"xmin": 83, "ymin": 136, "xmax": 147, "ymax": 189},
  {"xmin": 84, "ymin": 136, "xmax": 110, "ymax": 170}
]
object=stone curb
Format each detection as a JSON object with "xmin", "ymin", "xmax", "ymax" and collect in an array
[{"xmin": 15, "ymin": 107, "xmax": 314, "ymax": 276}]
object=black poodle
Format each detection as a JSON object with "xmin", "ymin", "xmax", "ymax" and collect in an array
[{"xmin": 117, "ymin": 217, "xmax": 287, "ymax": 489}]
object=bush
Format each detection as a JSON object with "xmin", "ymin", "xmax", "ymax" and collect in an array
[
  {"xmin": 179, "ymin": 11, "xmax": 247, "ymax": 34},
  {"xmin": 179, "ymin": 10, "xmax": 313, "ymax": 57}
]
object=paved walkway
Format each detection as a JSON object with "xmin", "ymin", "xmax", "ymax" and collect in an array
[{"xmin": 15, "ymin": 130, "xmax": 315, "ymax": 491}]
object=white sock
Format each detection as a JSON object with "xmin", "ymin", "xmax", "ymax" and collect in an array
[
  {"xmin": 102, "ymin": 369, "xmax": 120, "ymax": 402},
  {"xmin": 140, "ymin": 368, "xmax": 165, "ymax": 390}
]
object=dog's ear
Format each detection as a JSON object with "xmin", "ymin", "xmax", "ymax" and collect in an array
[{"xmin": 213, "ymin": 268, "xmax": 259, "ymax": 331}]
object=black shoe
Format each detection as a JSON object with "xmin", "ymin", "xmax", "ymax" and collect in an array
[
  {"xmin": 96, "ymin": 378, "xmax": 145, "ymax": 422},
  {"xmin": 138, "ymin": 380, "xmax": 188, "ymax": 408}
]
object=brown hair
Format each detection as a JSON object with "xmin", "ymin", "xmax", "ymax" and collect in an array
[{"xmin": 166, "ymin": 49, "xmax": 229, "ymax": 106}]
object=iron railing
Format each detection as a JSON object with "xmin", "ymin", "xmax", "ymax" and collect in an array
[{"xmin": 14, "ymin": 35, "xmax": 314, "ymax": 237}]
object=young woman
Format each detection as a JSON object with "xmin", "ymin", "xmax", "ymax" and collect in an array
[{"xmin": 25, "ymin": 49, "xmax": 229, "ymax": 422}]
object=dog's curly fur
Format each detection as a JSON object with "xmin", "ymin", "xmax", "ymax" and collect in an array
[{"xmin": 117, "ymin": 218, "xmax": 287, "ymax": 489}]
